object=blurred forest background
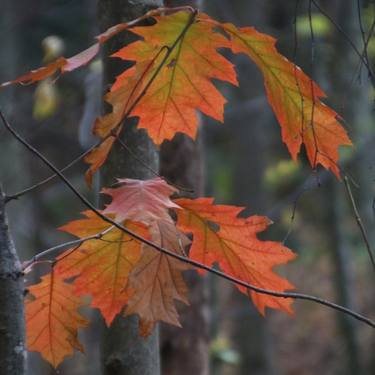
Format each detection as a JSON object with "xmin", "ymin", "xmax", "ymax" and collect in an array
[{"xmin": 1, "ymin": 0, "xmax": 375, "ymax": 374}]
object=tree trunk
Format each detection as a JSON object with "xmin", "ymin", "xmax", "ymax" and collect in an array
[
  {"xmin": 0, "ymin": 186, "xmax": 26, "ymax": 375},
  {"xmin": 97, "ymin": 1, "xmax": 162, "ymax": 374},
  {"xmin": 159, "ymin": 1, "xmax": 209, "ymax": 374}
]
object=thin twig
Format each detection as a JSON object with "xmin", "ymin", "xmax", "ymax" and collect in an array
[
  {"xmin": 2, "ymin": 111, "xmax": 375, "ymax": 330},
  {"xmin": 282, "ymin": 187, "xmax": 310, "ymax": 244},
  {"xmin": 22, "ymin": 225, "xmax": 114, "ymax": 272},
  {"xmin": 308, "ymin": 0, "xmax": 319, "ymax": 172},
  {"xmin": 5, "ymin": 143, "xmax": 97, "ymax": 203},
  {"xmin": 357, "ymin": 0, "xmax": 369, "ymax": 78},
  {"xmin": 115, "ymin": 137, "xmax": 194, "ymax": 193},
  {"xmin": 311, "ymin": 0, "xmax": 375, "ymax": 89},
  {"xmin": 351, "ymin": 18, "xmax": 375, "ymax": 89},
  {"xmin": 343, "ymin": 176, "xmax": 375, "ymax": 273}
]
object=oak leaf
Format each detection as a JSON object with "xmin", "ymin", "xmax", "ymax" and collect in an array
[
  {"xmin": 101, "ymin": 177, "xmax": 191, "ymax": 333},
  {"xmin": 26, "ymin": 272, "xmax": 88, "ymax": 368},
  {"xmin": 175, "ymin": 197, "xmax": 296, "ymax": 314},
  {"xmin": 102, "ymin": 177, "xmax": 180, "ymax": 223},
  {"xmin": 111, "ymin": 10, "xmax": 237, "ymax": 144},
  {"xmin": 214, "ymin": 20, "xmax": 351, "ymax": 176},
  {"xmin": 125, "ymin": 220, "xmax": 191, "ymax": 336},
  {"xmin": 55, "ymin": 211, "xmax": 148, "ymax": 326}
]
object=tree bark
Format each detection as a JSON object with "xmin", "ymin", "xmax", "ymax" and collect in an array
[
  {"xmin": 159, "ymin": 1, "xmax": 208, "ymax": 374},
  {"xmin": 97, "ymin": 1, "xmax": 162, "ymax": 374},
  {"xmin": 0, "ymin": 186, "xmax": 26, "ymax": 375}
]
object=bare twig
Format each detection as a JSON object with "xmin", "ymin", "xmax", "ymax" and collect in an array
[
  {"xmin": 311, "ymin": 0, "xmax": 375, "ymax": 89},
  {"xmin": 2, "ymin": 111, "xmax": 375, "ymax": 330},
  {"xmin": 308, "ymin": 0, "xmax": 319, "ymax": 171},
  {"xmin": 5, "ymin": 143, "xmax": 97, "ymax": 203},
  {"xmin": 343, "ymin": 176, "xmax": 375, "ymax": 273},
  {"xmin": 22, "ymin": 225, "xmax": 114, "ymax": 272}
]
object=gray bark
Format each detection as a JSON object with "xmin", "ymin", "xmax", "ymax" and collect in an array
[
  {"xmin": 97, "ymin": 1, "xmax": 162, "ymax": 374},
  {"xmin": 0, "ymin": 186, "xmax": 26, "ymax": 375},
  {"xmin": 159, "ymin": 132, "xmax": 208, "ymax": 375},
  {"xmin": 159, "ymin": 2, "xmax": 208, "ymax": 374}
]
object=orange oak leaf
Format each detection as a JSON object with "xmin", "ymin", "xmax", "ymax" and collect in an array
[
  {"xmin": 125, "ymin": 220, "xmax": 191, "ymax": 336},
  {"xmin": 26, "ymin": 271, "xmax": 88, "ymax": 368},
  {"xmin": 55, "ymin": 211, "xmax": 149, "ymax": 326},
  {"xmin": 211, "ymin": 20, "xmax": 352, "ymax": 176},
  {"xmin": 111, "ymin": 10, "xmax": 238, "ymax": 144},
  {"xmin": 174, "ymin": 198, "xmax": 296, "ymax": 314},
  {"xmin": 102, "ymin": 177, "xmax": 180, "ymax": 223},
  {"xmin": 101, "ymin": 178, "xmax": 191, "ymax": 333}
]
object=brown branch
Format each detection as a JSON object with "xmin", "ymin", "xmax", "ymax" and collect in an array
[{"xmin": 2, "ymin": 110, "xmax": 375, "ymax": 330}]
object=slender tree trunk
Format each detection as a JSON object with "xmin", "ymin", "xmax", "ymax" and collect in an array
[
  {"xmin": 325, "ymin": 1, "xmax": 368, "ymax": 374},
  {"xmin": 0, "ymin": 4, "xmax": 27, "ymax": 374},
  {"xmin": 159, "ymin": 1, "xmax": 209, "ymax": 373},
  {"xmin": 97, "ymin": 1, "xmax": 162, "ymax": 374},
  {"xmin": 0, "ymin": 186, "xmax": 26, "ymax": 375}
]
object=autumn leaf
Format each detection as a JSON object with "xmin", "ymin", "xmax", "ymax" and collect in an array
[
  {"xmin": 211, "ymin": 19, "xmax": 352, "ymax": 176},
  {"xmin": 103, "ymin": 10, "xmax": 350, "ymax": 176},
  {"xmin": 55, "ymin": 211, "xmax": 149, "ymax": 326},
  {"xmin": 0, "ymin": 7, "xmax": 164, "ymax": 88},
  {"xmin": 126, "ymin": 220, "xmax": 191, "ymax": 336},
  {"xmin": 102, "ymin": 177, "xmax": 181, "ymax": 223},
  {"xmin": 26, "ymin": 271, "xmax": 88, "ymax": 368},
  {"xmin": 111, "ymin": 10, "xmax": 237, "ymax": 144},
  {"xmin": 102, "ymin": 178, "xmax": 190, "ymax": 334},
  {"xmin": 175, "ymin": 198, "xmax": 296, "ymax": 314},
  {"xmin": 0, "ymin": 45, "xmax": 99, "ymax": 88}
]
